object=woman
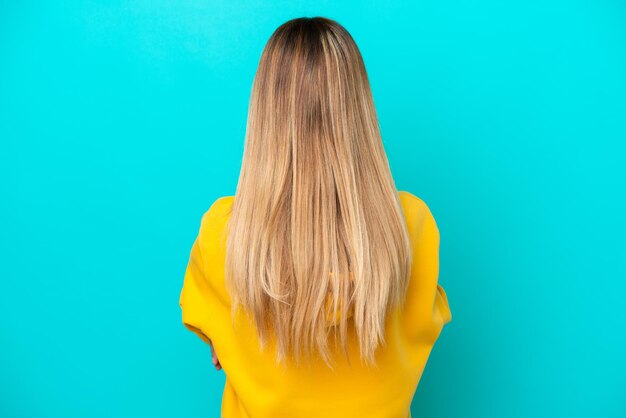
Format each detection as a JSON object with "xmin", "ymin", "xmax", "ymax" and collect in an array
[{"xmin": 179, "ymin": 16, "xmax": 452, "ymax": 418}]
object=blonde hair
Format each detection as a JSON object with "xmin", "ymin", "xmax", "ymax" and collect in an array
[{"xmin": 225, "ymin": 17, "xmax": 412, "ymax": 369}]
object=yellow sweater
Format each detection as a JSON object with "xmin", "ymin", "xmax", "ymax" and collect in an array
[{"xmin": 179, "ymin": 190, "xmax": 452, "ymax": 418}]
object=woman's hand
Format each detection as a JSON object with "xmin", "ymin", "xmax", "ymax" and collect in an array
[{"xmin": 208, "ymin": 338, "xmax": 222, "ymax": 371}]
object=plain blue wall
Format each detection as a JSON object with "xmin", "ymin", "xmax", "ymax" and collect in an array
[{"xmin": 1, "ymin": 1, "xmax": 624, "ymax": 417}]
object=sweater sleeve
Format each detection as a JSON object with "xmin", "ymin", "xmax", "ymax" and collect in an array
[
  {"xmin": 435, "ymin": 283, "xmax": 452, "ymax": 325},
  {"xmin": 401, "ymin": 193, "xmax": 453, "ymax": 340},
  {"xmin": 424, "ymin": 205, "xmax": 452, "ymax": 328},
  {"xmin": 179, "ymin": 225, "xmax": 214, "ymax": 346}
]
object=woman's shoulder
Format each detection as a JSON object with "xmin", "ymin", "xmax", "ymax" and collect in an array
[
  {"xmin": 200, "ymin": 195, "xmax": 235, "ymax": 224},
  {"xmin": 194, "ymin": 196, "xmax": 235, "ymax": 250},
  {"xmin": 397, "ymin": 190, "xmax": 437, "ymax": 224}
]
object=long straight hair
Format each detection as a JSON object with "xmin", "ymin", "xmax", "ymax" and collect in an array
[{"xmin": 224, "ymin": 17, "xmax": 412, "ymax": 369}]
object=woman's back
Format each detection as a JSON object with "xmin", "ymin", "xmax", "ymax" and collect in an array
[{"xmin": 179, "ymin": 190, "xmax": 452, "ymax": 418}]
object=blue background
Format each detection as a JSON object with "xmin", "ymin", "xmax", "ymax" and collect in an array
[{"xmin": 1, "ymin": 1, "xmax": 624, "ymax": 417}]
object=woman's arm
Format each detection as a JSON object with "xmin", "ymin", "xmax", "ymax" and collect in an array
[{"xmin": 209, "ymin": 338, "xmax": 222, "ymax": 371}]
